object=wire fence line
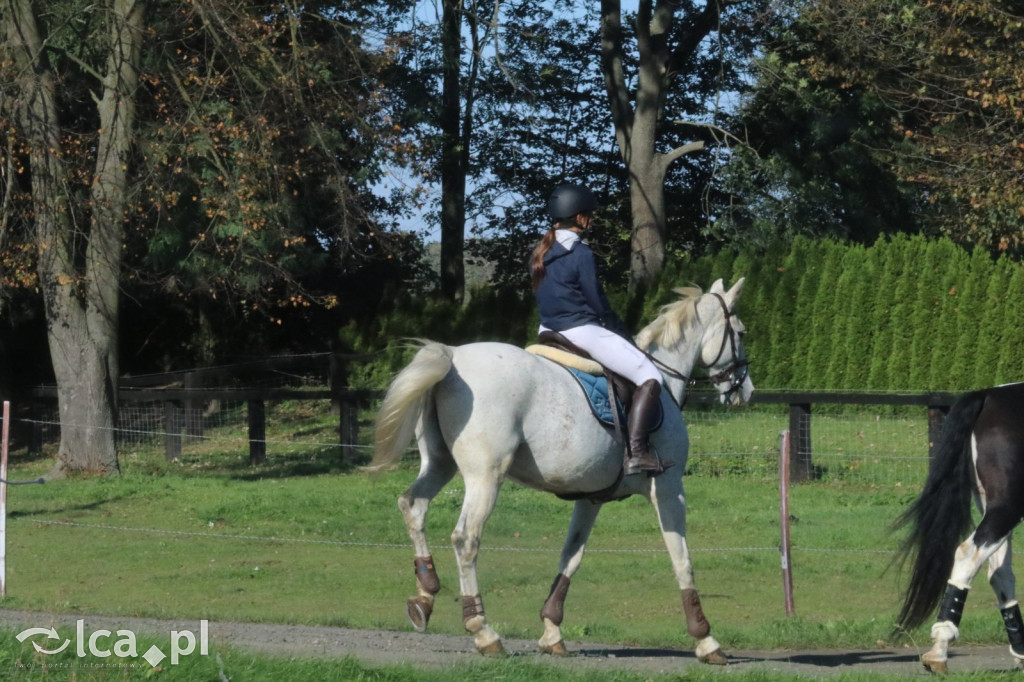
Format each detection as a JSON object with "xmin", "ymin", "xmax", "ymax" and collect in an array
[
  {"xmin": 15, "ymin": 396, "xmax": 935, "ymax": 484},
  {"xmin": 25, "ymin": 519, "xmax": 893, "ymax": 556},
  {"xmin": 22, "ymin": 395, "xmax": 367, "ymax": 461},
  {"xmin": 21, "ymin": 413, "xmax": 363, "ymax": 453}
]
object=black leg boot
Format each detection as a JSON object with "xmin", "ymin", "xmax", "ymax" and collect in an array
[{"xmin": 624, "ymin": 379, "xmax": 674, "ymax": 475}]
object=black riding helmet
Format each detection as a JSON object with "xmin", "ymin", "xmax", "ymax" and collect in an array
[{"xmin": 547, "ymin": 183, "xmax": 600, "ymax": 220}]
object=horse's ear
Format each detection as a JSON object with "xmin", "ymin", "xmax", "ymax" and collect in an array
[
  {"xmin": 710, "ymin": 278, "xmax": 725, "ymax": 294},
  {"xmin": 724, "ymin": 277, "xmax": 746, "ymax": 307}
]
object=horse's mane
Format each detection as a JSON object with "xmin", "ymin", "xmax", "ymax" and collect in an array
[{"xmin": 635, "ymin": 286, "xmax": 702, "ymax": 350}]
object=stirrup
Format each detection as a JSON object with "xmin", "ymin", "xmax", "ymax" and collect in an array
[{"xmin": 624, "ymin": 454, "xmax": 674, "ymax": 477}]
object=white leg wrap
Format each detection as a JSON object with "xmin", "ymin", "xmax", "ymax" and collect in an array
[
  {"xmin": 538, "ymin": 618, "xmax": 562, "ymax": 649},
  {"xmin": 695, "ymin": 636, "xmax": 721, "ymax": 660},
  {"xmin": 931, "ymin": 620, "xmax": 960, "ymax": 643},
  {"xmin": 1010, "ymin": 645, "xmax": 1024, "ymax": 663},
  {"xmin": 922, "ymin": 622, "xmax": 956, "ymax": 672},
  {"xmin": 472, "ymin": 624, "xmax": 503, "ymax": 654}
]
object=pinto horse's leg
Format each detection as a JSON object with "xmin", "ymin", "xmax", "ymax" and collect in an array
[
  {"xmin": 538, "ymin": 500, "xmax": 603, "ymax": 656},
  {"xmin": 987, "ymin": 536, "xmax": 1024, "ymax": 668},
  {"xmin": 397, "ymin": 423, "xmax": 458, "ymax": 632},
  {"xmin": 649, "ymin": 475, "xmax": 727, "ymax": 665},
  {"xmin": 451, "ymin": 470, "xmax": 506, "ymax": 656},
  {"xmin": 923, "ymin": 507, "xmax": 1018, "ymax": 673}
]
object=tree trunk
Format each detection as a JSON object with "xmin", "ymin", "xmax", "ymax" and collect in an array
[
  {"xmin": 5, "ymin": 0, "xmax": 145, "ymax": 477},
  {"xmin": 601, "ymin": 0, "xmax": 714, "ymax": 288},
  {"xmin": 628, "ymin": 156, "xmax": 668, "ymax": 285}
]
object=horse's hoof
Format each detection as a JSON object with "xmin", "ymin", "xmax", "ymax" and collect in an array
[
  {"xmin": 477, "ymin": 640, "xmax": 506, "ymax": 657},
  {"xmin": 698, "ymin": 648, "xmax": 729, "ymax": 665},
  {"xmin": 921, "ymin": 654, "xmax": 947, "ymax": 674},
  {"xmin": 540, "ymin": 640, "xmax": 569, "ymax": 656},
  {"xmin": 406, "ymin": 596, "xmax": 433, "ymax": 632}
]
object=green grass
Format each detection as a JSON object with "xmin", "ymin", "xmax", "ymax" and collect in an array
[
  {"xmin": 1, "ymin": 457, "xmax": 1004, "ymax": 646},
  {"xmin": 1, "ymin": 402, "xmax": 1018, "ymax": 679}
]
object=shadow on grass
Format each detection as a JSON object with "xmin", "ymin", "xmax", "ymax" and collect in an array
[
  {"xmin": 125, "ymin": 449, "xmax": 373, "ymax": 481},
  {"xmin": 574, "ymin": 647, "xmax": 697, "ymax": 660},
  {"xmin": 4, "ymin": 443, "xmax": 58, "ymax": 468},
  {"xmin": 771, "ymin": 650, "xmax": 920, "ymax": 667},
  {"xmin": 8, "ymin": 493, "xmax": 132, "ymax": 519},
  {"xmin": 226, "ymin": 458, "xmax": 361, "ymax": 481},
  {"xmin": 574, "ymin": 645, "xmax": 924, "ymax": 672}
]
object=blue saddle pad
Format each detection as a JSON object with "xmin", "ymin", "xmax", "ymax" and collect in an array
[
  {"xmin": 562, "ymin": 367, "xmax": 665, "ymax": 431},
  {"xmin": 565, "ymin": 367, "xmax": 624, "ymax": 426}
]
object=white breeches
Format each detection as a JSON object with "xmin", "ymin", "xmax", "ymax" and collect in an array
[{"xmin": 556, "ymin": 324, "xmax": 662, "ymax": 386}]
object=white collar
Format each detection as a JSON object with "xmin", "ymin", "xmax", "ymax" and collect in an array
[{"xmin": 555, "ymin": 229, "xmax": 580, "ymax": 249}]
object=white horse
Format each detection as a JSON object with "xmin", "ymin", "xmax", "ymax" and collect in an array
[{"xmin": 372, "ymin": 278, "xmax": 754, "ymax": 663}]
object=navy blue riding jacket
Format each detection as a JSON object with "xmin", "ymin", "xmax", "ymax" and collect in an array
[{"xmin": 534, "ymin": 233, "xmax": 630, "ymax": 337}]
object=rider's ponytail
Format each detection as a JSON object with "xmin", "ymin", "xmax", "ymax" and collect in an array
[{"xmin": 530, "ymin": 228, "xmax": 558, "ymax": 291}]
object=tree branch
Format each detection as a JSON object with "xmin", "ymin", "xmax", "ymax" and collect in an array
[
  {"xmin": 661, "ymin": 139, "xmax": 704, "ymax": 167},
  {"xmin": 667, "ymin": 0, "xmax": 719, "ymax": 74},
  {"xmin": 601, "ymin": 0, "xmax": 634, "ymax": 152}
]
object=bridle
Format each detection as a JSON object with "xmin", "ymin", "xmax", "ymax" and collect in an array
[
  {"xmin": 703, "ymin": 293, "xmax": 751, "ymax": 403},
  {"xmin": 643, "ymin": 292, "xmax": 750, "ymax": 404}
]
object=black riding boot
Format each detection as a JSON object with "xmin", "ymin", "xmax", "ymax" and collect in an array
[{"xmin": 624, "ymin": 379, "xmax": 673, "ymax": 475}]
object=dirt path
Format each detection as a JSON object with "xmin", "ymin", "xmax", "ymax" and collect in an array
[{"xmin": 1, "ymin": 609, "xmax": 1018, "ymax": 677}]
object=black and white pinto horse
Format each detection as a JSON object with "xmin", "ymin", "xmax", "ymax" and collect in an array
[
  {"xmin": 894, "ymin": 382, "xmax": 1024, "ymax": 673},
  {"xmin": 373, "ymin": 279, "xmax": 753, "ymax": 663}
]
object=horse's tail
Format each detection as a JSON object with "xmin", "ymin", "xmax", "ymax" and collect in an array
[
  {"xmin": 370, "ymin": 341, "xmax": 453, "ymax": 472},
  {"xmin": 891, "ymin": 389, "xmax": 988, "ymax": 633}
]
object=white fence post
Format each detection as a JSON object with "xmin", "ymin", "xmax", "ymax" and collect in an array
[
  {"xmin": 1, "ymin": 400, "xmax": 9, "ymax": 597},
  {"xmin": 779, "ymin": 429, "xmax": 794, "ymax": 616}
]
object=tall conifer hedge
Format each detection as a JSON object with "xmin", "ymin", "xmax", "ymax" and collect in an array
[
  {"xmin": 664, "ymin": 235, "xmax": 1023, "ymax": 392},
  {"xmin": 362, "ymin": 235, "xmax": 1020, "ymax": 393}
]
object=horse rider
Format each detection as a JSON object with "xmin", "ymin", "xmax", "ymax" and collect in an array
[{"xmin": 529, "ymin": 182, "xmax": 672, "ymax": 476}]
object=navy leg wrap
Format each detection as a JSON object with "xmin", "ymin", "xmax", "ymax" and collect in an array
[
  {"xmin": 1002, "ymin": 604, "xmax": 1024, "ymax": 656},
  {"xmin": 937, "ymin": 584, "xmax": 968, "ymax": 625}
]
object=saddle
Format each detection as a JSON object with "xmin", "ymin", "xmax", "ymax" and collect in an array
[
  {"xmin": 527, "ymin": 331, "xmax": 672, "ymax": 501},
  {"xmin": 528, "ymin": 330, "xmax": 666, "ymax": 439},
  {"xmin": 527, "ymin": 331, "xmax": 639, "ymax": 428}
]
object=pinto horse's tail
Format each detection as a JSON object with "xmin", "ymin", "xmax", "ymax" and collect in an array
[
  {"xmin": 371, "ymin": 341, "xmax": 454, "ymax": 471},
  {"xmin": 891, "ymin": 389, "xmax": 988, "ymax": 633}
]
